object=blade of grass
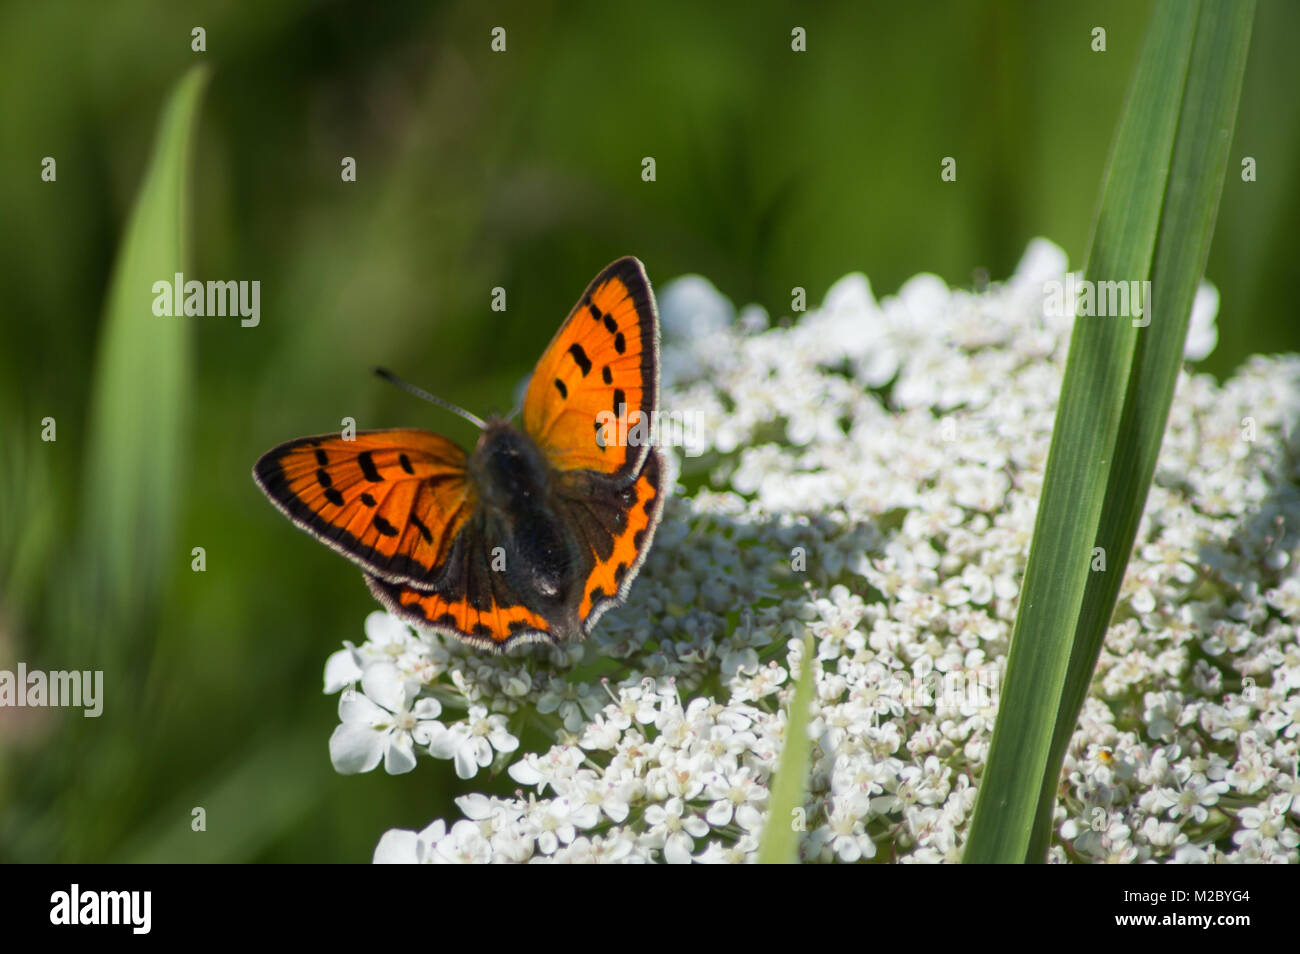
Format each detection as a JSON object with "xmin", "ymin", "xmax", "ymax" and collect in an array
[
  {"xmin": 50, "ymin": 67, "xmax": 209, "ymax": 862},
  {"xmin": 964, "ymin": 0, "xmax": 1194, "ymax": 864},
  {"xmin": 79, "ymin": 66, "xmax": 208, "ymax": 634},
  {"xmin": 1025, "ymin": 0, "xmax": 1256, "ymax": 859},
  {"xmin": 964, "ymin": 0, "xmax": 1254, "ymax": 863},
  {"xmin": 759, "ymin": 634, "xmax": 816, "ymax": 864}
]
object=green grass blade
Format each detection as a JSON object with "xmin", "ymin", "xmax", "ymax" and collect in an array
[
  {"xmin": 964, "ymin": 0, "xmax": 1254, "ymax": 863},
  {"xmin": 79, "ymin": 66, "xmax": 208, "ymax": 629},
  {"xmin": 1025, "ymin": 0, "xmax": 1256, "ymax": 860},
  {"xmin": 759, "ymin": 634, "xmax": 816, "ymax": 864}
]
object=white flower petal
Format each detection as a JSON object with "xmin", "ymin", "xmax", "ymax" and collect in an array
[
  {"xmin": 423, "ymin": 723, "xmax": 458, "ymax": 759},
  {"xmin": 453, "ymin": 744, "xmax": 479, "ymax": 780},
  {"xmin": 663, "ymin": 831, "xmax": 695, "ymax": 864},
  {"xmin": 411, "ymin": 697, "xmax": 443, "ymax": 720},
  {"xmin": 706, "ymin": 801, "xmax": 734, "ymax": 827},
  {"xmin": 338, "ymin": 689, "xmax": 390, "ymax": 727},
  {"xmin": 384, "ymin": 731, "xmax": 418, "ymax": 775},
  {"xmin": 373, "ymin": 829, "xmax": 420, "ymax": 863},
  {"xmin": 324, "ymin": 647, "xmax": 363, "ymax": 693},
  {"xmin": 1184, "ymin": 282, "xmax": 1219, "ymax": 361},
  {"xmin": 365, "ymin": 611, "xmax": 412, "ymax": 646},
  {"xmin": 362, "ymin": 663, "xmax": 411, "ymax": 715},
  {"xmin": 330, "ymin": 723, "xmax": 384, "ymax": 775}
]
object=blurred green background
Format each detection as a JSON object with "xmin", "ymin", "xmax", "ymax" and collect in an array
[{"xmin": 1, "ymin": 0, "xmax": 1296, "ymax": 862}]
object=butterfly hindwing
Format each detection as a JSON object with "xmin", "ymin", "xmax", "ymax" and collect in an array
[
  {"xmin": 364, "ymin": 507, "xmax": 554, "ymax": 651},
  {"xmin": 522, "ymin": 257, "xmax": 659, "ymax": 482},
  {"xmin": 253, "ymin": 430, "xmax": 475, "ymax": 587},
  {"xmin": 368, "ymin": 575, "xmax": 553, "ymax": 652},
  {"xmin": 368, "ymin": 447, "xmax": 666, "ymax": 650},
  {"xmin": 555, "ymin": 447, "xmax": 667, "ymax": 634}
]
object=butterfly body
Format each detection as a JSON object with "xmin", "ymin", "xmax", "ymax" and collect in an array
[
  {"xmin": 254, "ymin": 257, "xmax": 666, "ymax": 653},
  {"xmin": 466, "ymin": 419, "xmax": 584, "ymax": 635}
]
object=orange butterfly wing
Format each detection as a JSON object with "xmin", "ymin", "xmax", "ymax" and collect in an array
[
  {"xmin": 253, "ymin": 430, "xmax": 475, "ymax": 588},
  {"xmin": 521, "ymin": 256, "xmax": 668, "ymax": 640},
  {"xmin": 521, "ymin": 257, "xmax": 659, "ymax": 481}
]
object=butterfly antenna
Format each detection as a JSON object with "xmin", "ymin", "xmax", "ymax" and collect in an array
[{"xmin": 374, "ymin": 367, "xmax": 487, "ymax": 430}]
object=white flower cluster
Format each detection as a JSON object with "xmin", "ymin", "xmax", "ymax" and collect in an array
[{"xmin": 327, "ymin": 239, "xmax": 1300, "ymax": 863}]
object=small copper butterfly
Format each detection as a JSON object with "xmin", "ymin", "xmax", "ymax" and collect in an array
[{"xmin": 253, "ymin": 257, "xmax": 666, "ymax": 652}]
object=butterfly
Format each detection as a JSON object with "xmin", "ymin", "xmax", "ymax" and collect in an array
[{"xmin": 253, "ymin": 257, "xmax": 667, "ymax": 653}]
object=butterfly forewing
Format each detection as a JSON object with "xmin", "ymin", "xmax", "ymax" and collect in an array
[
  {"xmin": 521, "ymin": 257, "xmax": 659, "ymax": 483},
  {"xmin": 253, "ymin": 430, "xmax": 475, "ymax": 587}
]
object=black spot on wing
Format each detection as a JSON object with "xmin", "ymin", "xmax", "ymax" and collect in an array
[
  {"xmin": 614, "ymin": 331, "xmax": 626, "ymax": 354},
  {"xmin": 603, "ymin": 314, "xmax": 618, "ymax": 334},
  {"xmin": 411, "ymin": 513, "xmax": 434, "ymax": 543},
  {"xmin": 602, "ymin": 366, "xmax": 612, "ymax": 385},
  {"xmin": 568, "ymin": 343, "xmax": 592, "ymax": 376},
  {"xmin": 360, "ymin": 492, "xmax": 377, "ymax": 507},
  {"xmin": 554, "ymin": 378, "xmax": 568, "ymax": 399},
  {"xmin": 324, "ymin": 488, "xmax": 345, "ymax": 507},
  {"xmin": 358, "ymin": 451, "xmax": 383, "ymax": 482},
  {"xmin": 399, "ymin": 453, "xmax": 415, "ymax": 475},
  {"xmin": 373, "ymin": 515, "xmax": 399, "ymax": 536}
]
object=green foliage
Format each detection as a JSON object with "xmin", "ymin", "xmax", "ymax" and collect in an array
[
  {"xmin": 82, "ymin": 65, "xmax": 206, "ymax": 629},
  {"xmin": 759, "ymin": 636, "xmax": 816, "ymax": 864},
  {"xmin": 964, "ymin": 0, "xmax": 1255, "ymax": 863}
]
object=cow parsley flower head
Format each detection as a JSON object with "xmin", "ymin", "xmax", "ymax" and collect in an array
[{"xmin": 340, "ymin": 238, "xmax": 1300, "ymax": 863}]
